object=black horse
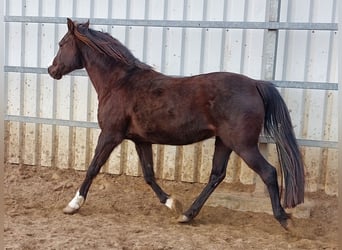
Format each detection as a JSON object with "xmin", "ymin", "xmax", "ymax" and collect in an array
[{"xmin": 48, "ymin": 18, "xmax": 304, "ymax": 229}]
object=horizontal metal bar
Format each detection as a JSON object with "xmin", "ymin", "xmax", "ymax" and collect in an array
[
  {"xmin": 5, "ymin": 66, "xmax": 338, "ymax": 90},
  {"xmin": 5, "ymin": 115, "xmax": 99, "ymax": 128},
  {"xmin": 4, "ymin": 16, "xmax": 338, "ymax": 31},
  {"xmin": 4, "ymin": 115, "xmax": 338, "ymax": 148},
  {"xmin": 4, "ymin": 66, "xmax": 88, "ymax": 77},
  {"xmin": 259, "ymin": 136, "xmax": 338, "ymax": 149},
  {"xmin": 5, "ymin": 66, "xmax": 48, "ymax": 74},
  {"xmin": 271, "ymin": 80, "xmax": 338, "ymax": 90}
]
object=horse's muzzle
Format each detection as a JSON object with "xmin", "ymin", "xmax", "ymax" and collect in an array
[{"xmin": 48, "ymin": 65, "xmax": 62, "ymax": 80}]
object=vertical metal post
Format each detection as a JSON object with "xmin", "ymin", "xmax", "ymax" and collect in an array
[
  {"xmin": 179, "ymin": 0, "xmax": 188, "ymax": 76},
  {"xmin": 0, "ymin": 1, "xmax": 5, "ymax": 150},
  {"xmin": 320, "ymin": 0, "xmax": 337, "ymax": 185},
  {"xmin": 256, "ymin": 0, "xmax": 281, "ymax": 196},
  {"xmin": 239, "ymin": 0, "xmax": 249, "ymax": 74},
  {"xmin": 51, "ymin": 0, "xmax": 60, "ymax": 168},
  {"xmin": 0, "ymin": 1, "xmax": 6, "ymax": 246},
  {"xmin": 85, "ymin": 0, "xmax": 98, "ymax": 169},
  {"xmin": 339, "ymin": 0, "xmax": 342, "ymax": 243},
  {"xmin": 67, "ymin": 0, "xmax": 78, "ymax": 169},
  {"xmin": 35, "ymin": 0, "xmax": 43, "ymax": 166},
  {"xmin": 199, "ymin": 0, "xmax": 208, "ymax": 74},
  {"xmin": 142, "ymin": 0, "xmax": 150, "ymax": 63},
  {"xmin": 19, "ymin": 0, "xmax": 27, "ymax": 165},
  {"xmin": 157, "ymin": 0, "xmax": 169, "ymax": 179},
  {"xmin": 160, "ymin": 0, "xmax": 168, "ymax": 74},
  {"xmin": 124, "ymin": 0, "xmax": 132, "ymax": 45},
  {"xmin": 3, "ymin": 1, "xmax": 9, "ymax": 162},
  {"xmin": 219, "ymin": 0, "xmax": 229, "ymax": 72}
]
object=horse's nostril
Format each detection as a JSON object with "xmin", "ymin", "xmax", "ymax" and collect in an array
[
  {"xmin": 47, "ymin": 66, "xmax": 53, "ymax": 75},
  {"xmin": 48, "ymin": 66, "xmax": 57, "ymax": 78}
]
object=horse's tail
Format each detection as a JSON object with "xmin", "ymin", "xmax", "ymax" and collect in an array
[{"xmin": 256, "ymin": 81, "xmax": 304, "ymax": 208}]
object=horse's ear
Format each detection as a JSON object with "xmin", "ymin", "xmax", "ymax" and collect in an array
[
  {"xmin": 67, "ymin": 18, "xmax": 75, "ymax": 32},
  {"xmin": 84, "ymin": 19, "xmax": 90, "ymax": 29}
]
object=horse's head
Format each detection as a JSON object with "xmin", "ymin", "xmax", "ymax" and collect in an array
[{"xmin": 48, "ymin": 18, "xmax": 88, "ymax": 80}]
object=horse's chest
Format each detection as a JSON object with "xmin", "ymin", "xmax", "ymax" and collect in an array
[{"xmin": 97, "ymin": 99, "xmax": 126, "ymax": 130}]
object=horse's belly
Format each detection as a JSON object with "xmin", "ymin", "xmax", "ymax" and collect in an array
[
  {"xmin": 147, "ymin": 129, "xmax": 214, "ymax": 145},
  {"xmin": 128, "ymin": 101, "xmax": 216, "ymax": 145},
  {"xmin": 127, "ymin": 124, "xmax": 215, "ymax": 145}
]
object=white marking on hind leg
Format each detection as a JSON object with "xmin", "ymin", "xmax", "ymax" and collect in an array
[{"xmin": 63, "ymin": 190, "xmax": 84, "ymax": 214}]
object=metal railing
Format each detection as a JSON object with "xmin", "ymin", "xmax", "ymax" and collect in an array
[{"xmin": 4, "ymin": 16, "xmax": 338, "ymax": 149}]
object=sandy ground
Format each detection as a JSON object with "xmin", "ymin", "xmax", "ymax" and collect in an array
[{"xmin": 4, "ymin": 163, "xmax": 338, "ymax": 249}]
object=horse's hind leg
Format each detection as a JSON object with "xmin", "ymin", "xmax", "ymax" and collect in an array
[
  {"xmin": 135, "ymin": 142, "xmax": 183, "ymax": 215},
  {"xmin": 237, "ymin": 146, "xmax": 290, "ymax": 229},
  {"xmin": 63, "ymin": 131, "xmax": 123, "ymax": 214},
  {"xmin": 179, "ymin": 137, "xmax": 232, "ymax": 222}
]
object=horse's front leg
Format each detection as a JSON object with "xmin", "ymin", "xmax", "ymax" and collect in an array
[
  {"xmin": 63, "ymin": 131, "xmax": 123, "ymax": 214},
  {"xmin": 135, "ymin": 142, "xmax": 183, "ymax": 216}
]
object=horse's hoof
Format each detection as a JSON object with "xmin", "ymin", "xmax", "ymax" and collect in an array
[
  {"xmin": 283, "ymin": 218, "xmax": 296, "ymax": 231},
  {"xmin": 279, "ymin": 213, "xmax": 294, "ymax": 231},
  {"xmin": 165, "ymin": 197, "xmax": 183, "ymax": 216},
  {"xmin": 63, "ymin": 205, "xmax": 79, "ymax": 214},
  {"xmin": 177, "ymin": 214, "xmax": 191, "ymax": 223},
  {"xmin": 63, "ymin": 190, "xmax": 84, "ymax": 214}
]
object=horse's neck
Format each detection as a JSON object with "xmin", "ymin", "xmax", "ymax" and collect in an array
[
  {"xmin": 81, "ymin": 49, "xmax": 128, "ymax": 98},
  {"xmin": 87, "ymin": 65, "xmax": 127, "ymax": 96}
]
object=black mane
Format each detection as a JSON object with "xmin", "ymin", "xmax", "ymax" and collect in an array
[{"xmin": 74, "ymin": 23, "xmax": 151, "ymax": 70}]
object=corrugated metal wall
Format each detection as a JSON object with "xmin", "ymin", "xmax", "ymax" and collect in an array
[{"xmin": 3, "ymin": 0, "xmax": 338, "ymax": 195}]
